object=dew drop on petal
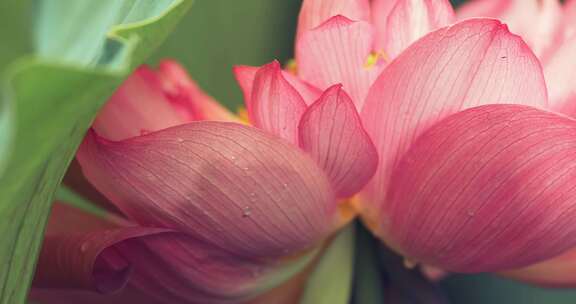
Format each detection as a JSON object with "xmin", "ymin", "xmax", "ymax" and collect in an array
[{"xmin": 242, "ymin": 206, "xmax": 252, "ymax": 218}]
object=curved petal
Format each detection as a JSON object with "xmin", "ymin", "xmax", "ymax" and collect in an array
[
  {"xmin": 457, "ymin": 0, "xmax": 562, "ymax": 58},
  {"xmin": 382, "ymin": 0, "xmax": 455, "ymax": 59},
  {"xmin": 544, "ymin": 34, "xmax": 576, "ymax": 114},
  {"xmin": 360, "ymin": 18, "xmax": 548, "ymax": 228},
  {"xmin": 233, "ymin": 64, "xmax": 321, "ymax": 109},
  {"xmin": 33, "ymin": 203, "xmax": 170, "ymax": 294},
  {"xmin": 383, "ymin": 104, "xmax": 576, "ymax": 272},
  {"xmin": 296, "ymin": 15, "xmax": 384, "ymax": 110},
  {"xmin": 77, "ymin": 121, "xmax": 338, "ymax": 259},
  {"xmin": 371, "ymin": 0, "xmax": 399, "ymax": 50},
  {"xmin": 233, "ymin": 65, "xmax": 258, "ymax": 110},
  {"xmin": 34, "ymin": 204, "xmax": 319, "ymax": 303},
  {"xmin": 250, "ymin": 61, "xmax": 308, "ymax": 144},
  {"xmin": 296, "ymin": 0, "xmax": 370, "ymax": 40},
  {"xmin": 299, "ymin": 85, "xmax": 378, "ymax": 197},
  {"xmin": 501, "ymin": 248, "xmax": 576, "ymax": 288},
  {"xmin": 94, "ymin": 61, "xmax": 237, "ymax": 141},
  {"xmin": 157, "ymin": 60, "xmax": 239, "ymax": 122},
  {"xmin": 93, "ymin": 65, "xmax": 189, "ymax": 141}
]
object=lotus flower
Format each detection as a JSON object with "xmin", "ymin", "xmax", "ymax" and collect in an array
[
  {"xmin": 33, "ymin": 0, "xmax": 576, "ymax": 303},
  {"xmin": 32, "ymin": 54, "xmax": 378, "ymax": 304},
  {"xmin": 456, "ymin": 0, "xmax": 576, "ymax": 286},
  {"xmin": 237, "ymin": 0, "xmax": 576, "ymax": 285}
]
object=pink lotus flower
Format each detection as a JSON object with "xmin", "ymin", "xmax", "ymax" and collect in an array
[
  {"xmin": 33, "ymin": 0, "xmax": 576, "ymax": 303},
  {"xmin": 456, "ymin": 0, "xmax": 576, "ymax": 287},
  {"xmin": 237, "ymin": 0, "xmax": 576, "ymax": 285},
  {"xmin": 33, "ymin": 59, "xmax": 361, "ymax": 304}
]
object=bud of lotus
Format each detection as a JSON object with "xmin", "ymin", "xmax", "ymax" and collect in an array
[{"xmin": 34, "ymin": 58, "xmax": 379, "ymax": 303}]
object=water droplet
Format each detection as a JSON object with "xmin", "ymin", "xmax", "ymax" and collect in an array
[
  {"xmin": 467, "ymin": 210, "xmax": 475, "ymax": 217},
  {"xmin": 242, "ymin": 206, "xmax": 252, "ymax": 217},
  {"xmin": 282, "ymin": 183, "xmax": 288, "ymax": 189},
  {"xmin": 80, "ymin": 243, "xmax": 89, "ymax": 253},
  {"xmin": 230, "ymin": 155, "xmax": 237, "ymax": 160},
  {"xmin": 176, "ymin": 138, "xmax": 184, "ymax": 143}
]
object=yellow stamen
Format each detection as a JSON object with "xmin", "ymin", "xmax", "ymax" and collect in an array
[
  {"xmin": 285, "ymin": 59, "xmax": 298, "ymax": 75},
  {"xmin": 363, "ymin": 50, "xmax": 391, "ymax": 69},
  {"xmin": 237, "ymin": 106, "xmax": 250, "ymax": 124}
]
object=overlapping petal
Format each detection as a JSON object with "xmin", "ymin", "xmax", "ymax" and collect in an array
[
  {"xmin": 296, "ymin": 0, "xmax": 370, "ymax": 40},
  {"xmin": 371, "ymin": 0, "xmax": 399, "ymax": 50},
  {"xmin": 298, "ymin": 85, "xmax": 378, "ymax": 198},
  {"xmin": 249, "ymin": 61, "xmax": 308, "ymax": 143},
  {"xmin": 34, "ymin": 203, "xmax": 170, "ymax": 294},
  {"xmin": 34, "ymin": 204, "xmax": 317, "ymax": 303},
  {"xmin": 382, "ymin": 0, "xmax": 455, "ymax": 58},
  {"xmin": 233, "ymin": 64, "xmax": 321, "ymax": 109},
  {"xmin": 457, "ymin": 0, "xmax": 562, "ymax": 58},
  {"xmin": 77, "ymin": 121, "xmax": 338, "ymax": 259},
  {"xmin": 383, "ymin": 104, "xmax": 576, "ymax": 272},
  {"xmin": 157, "ymin": 60, "xmax": 239, "ymax": 122},
  {"xmin": 360, "ymin": 18, "xmax": 548, "ymax": 227},
  {"xmin": 94, "ymin": 60, "xmax": 237, "ymax": 141},
  {"xmin": 296, "ymin": 15, "xmax": 384, "ymax": 109}
]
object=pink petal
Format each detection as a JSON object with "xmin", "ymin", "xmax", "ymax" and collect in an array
[
  {"xmin": 233, "ymin": 64, "xmax": 321, "ymax": 109},
  {"xmin": 383, "ymin": 104, "xmax": 576, "ymax": 272},
  {"xmin": 299, "ymin": 85, "xmax": 378, "ymax": 198},
  {"xmin": 296, "ymin": 0, "xmax": 370, "ymax": 40},
  {"xmin": 94, "ymin": 62, "xmax": 237, "ymax": 141},
  {"xmin": 34, "ymin": 204, "xmax": 318, "ymax": 303},
  {"xmin": 157, "ymin": 60, "xmax": 239, "ymax": 122},
  {"xmin": 360, "ymin": 18, "xmax": 548, "ymax": 227},
  {"xmin": 296, "ymin": 15, "xmax": 384, "ymax": 110},
  {"xmin": 371, "ymin": 0, "xmax": 399, "ymax": 50},
  {"xmin": 33, "ymin": 203, "xmax": 170, "ymax": 294},
  {"xmin": 233, "ymin": 65, "xmax": 259, "ymax": 110},
  {"xmin": 501, "ymin": 248, "xmax": 576, "ymax": 288},
  {"xmin": 77, "ymin": 121, "xmax": 338, "ymax": 259},
  {"xmin": 93, "ymin": 65, "xmax": 189, "ymax": 141},
  {"xmin": 382, "ymin": 0, "xmax": 455, "ymax": 59},
  {"xmin": 249, "ymin": 61, "xmax": 308, "ymax": 144},
  {"xmin": 457, "ymin": 0, "xmax": 563, "ymax": 58},
  {"xmin": 544, "ymin": 34, "xmax": 576, "ymax": 114}
]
